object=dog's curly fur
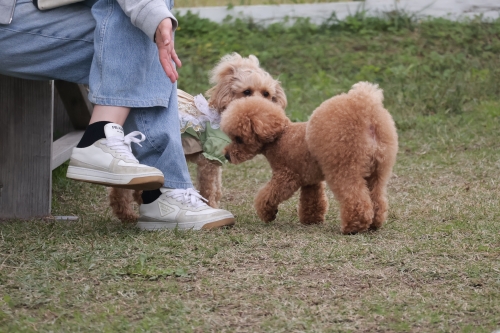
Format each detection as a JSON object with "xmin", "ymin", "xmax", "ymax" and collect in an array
[
  {"xmin": 220, "ymin": 82, "xmax": 398, "ymax": 234},
  {"xmin": 206, "ymin": 53, "xmax": 287, "ymax": 111},
  {"xmin": 109, "ymin": 53, "xmax": 287, "ymax": 222}
]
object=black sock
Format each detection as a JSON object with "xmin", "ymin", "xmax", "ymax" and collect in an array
[
  {"xmin": 142, "ymin": 189, "xmax": 162, "ymax": 204},
  {"xmin": 76, "ymin": 121, "xmax": 111, "ymax": 148}
]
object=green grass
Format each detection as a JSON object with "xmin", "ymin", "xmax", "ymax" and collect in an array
[{"xmin": 1, "ymin": 13, "xmax": 500, "ymax": 332}]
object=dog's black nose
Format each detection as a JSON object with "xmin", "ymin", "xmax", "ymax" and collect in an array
[{"xmin": 225, "ymin": 152, "xmax": 231, "ymax": 162}]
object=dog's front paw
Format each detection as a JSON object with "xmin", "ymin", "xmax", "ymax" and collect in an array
[
  {"xmin": 255, "ymin": 199, "xmax": 278, "ymax": 222},
  {"xmin": 257, "ymin": 208, "xmax": 278, "ymax": 222}
]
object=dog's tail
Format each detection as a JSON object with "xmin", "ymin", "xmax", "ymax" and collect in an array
[{"xmin": 348, "ymin": 82, "xmax": 384, "ymax": 107}]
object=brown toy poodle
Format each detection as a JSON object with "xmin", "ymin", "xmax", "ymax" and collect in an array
[
  {"xmin": 220, "ymin": 82, "xmax": 398, "ymax": 234},
  {"xmin": 109, "ymin": 53, "xmax": 287, "ymax": 222}
]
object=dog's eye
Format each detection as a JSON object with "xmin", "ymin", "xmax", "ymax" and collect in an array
[
  {"xmin": 243, "ymin": 89, "xmax": 252, "ymax": 96},
  {"xmin": 235, "ymin": 136, "xmax": 244, "ymax": 144},
  {"xmin": 262, "ymin": 91, "xmax": 270, "ymax": 98}
]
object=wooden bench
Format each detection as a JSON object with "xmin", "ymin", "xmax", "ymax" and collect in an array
[{"xmin": 0, "ymin": 75, "xmax": 92, "ymax": 219}]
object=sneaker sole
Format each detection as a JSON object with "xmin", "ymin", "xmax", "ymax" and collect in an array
[
  {"xmin": 66, "ymin": 166, "xmax": 164, "ymax": 190},
  {"xmin": 136, "ymin": 217, "xmax": 235, "ymax": 231}
]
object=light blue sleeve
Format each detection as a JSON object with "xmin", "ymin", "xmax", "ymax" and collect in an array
[{"xmin": 116, "ymin": 0, "xmax": 178, "ymax": 41}]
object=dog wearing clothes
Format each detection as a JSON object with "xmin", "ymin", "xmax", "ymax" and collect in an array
[
  {"xmin": 108, "ymin": 53, "xmax": 287, "ymax": 222},
  {"xmin": 220, "ymin": 82, "xmax": 398, "ymax": 234}
]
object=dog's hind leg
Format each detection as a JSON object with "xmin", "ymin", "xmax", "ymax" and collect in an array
[
  {"xmin": 366, "ymin": 156, "xmax": 395, "ymax": 230},
  {"xmin": 132, "ymin": 190, "xmax": 143, "ymax": 206},
  {"xmin": 324, "ymin": 171, "xmax": 374, "ymax": 234},
  {"xmin": 298, "ymin": 182, "xmax": 329, "ymax": 225},
  {"xmin": 366, "ymin": 174, "xmax": 388, "ymax": 230},
  {"xmin": 108, "ymin": 188, "xmax": 139, "ymax": 223},
  {"xmin": 195, "ymin": 155, "xmax": 222, "ymax": 208}
]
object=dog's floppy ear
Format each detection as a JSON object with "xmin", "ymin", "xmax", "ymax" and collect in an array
[
  {"xmin": 208, "ymin": 53, "xmax": 242, "ymax": 85},
  {"xmin": 220, "ymin": 99, "xmax": 253, "ymax": 142},
  {"xmin": 206, "ymin": 53, "xmax": 243, "ymax": 110},
  {"xmin": 273, "ymin": 82, "xmax": 287, "ymax": 109},
  {"xmin": 221, "ymin": 97, "xmax": 289, "ymax": 144},
  {"xmin": 206, "ymin": 79, "xmax": 234, "ymax": 111},
  {"xmin": 250, "ymin": 105, "xmax": 288, "ymax": 143}
]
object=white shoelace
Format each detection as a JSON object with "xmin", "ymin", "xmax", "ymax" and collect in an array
[
  {"xmin": 166, "ymin": 188, "xmax": 208, "ymax": 208},
  {"xmin": 102, "ymin": 131, "xmax": 145, "ymax": 162}
]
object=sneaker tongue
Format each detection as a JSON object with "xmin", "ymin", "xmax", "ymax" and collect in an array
[{"xmin": 104, "ymin": 123, "xmax": 125, "ymax": 138}]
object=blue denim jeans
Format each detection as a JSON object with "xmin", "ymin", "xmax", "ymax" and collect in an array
[{"xmin": 0, "ymin": 0, "xmax": 193, "ymax": 189}]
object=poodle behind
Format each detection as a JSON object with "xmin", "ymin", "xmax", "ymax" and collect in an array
[{"xmin": 221, "ymin": 82, "xmax": 398, "ymax": 234}]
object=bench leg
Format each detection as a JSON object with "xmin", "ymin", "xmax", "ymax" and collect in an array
[
  {"xmin": 0, "ymin": 75, "xmax": 53, "ymax": 219},
  {"xmin": 54, "ymin": 80, "xmax": 92, "ymax": 130}
]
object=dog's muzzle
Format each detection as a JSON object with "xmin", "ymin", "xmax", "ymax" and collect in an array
[{"xmin": 224, "ymin": 152, "xmax": 231, "ymax": 162}]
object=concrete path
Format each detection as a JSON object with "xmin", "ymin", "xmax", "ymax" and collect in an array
[{"xmin": 174, "ymin": 0, "xmax": 500, "ymax": 25}]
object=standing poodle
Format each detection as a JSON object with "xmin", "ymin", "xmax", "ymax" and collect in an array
[
  {"xmin": 220, "ymin": 82, "xmax": 398, "ymax": 234},
  {"xmin": 109, "ymin": 53, "xmax": 287, "ymax": 222}
]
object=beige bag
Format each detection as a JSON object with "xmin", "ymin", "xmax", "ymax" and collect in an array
[{"xmin": 33, "ymin": 0, "xmax": 83, "ymax": 10}]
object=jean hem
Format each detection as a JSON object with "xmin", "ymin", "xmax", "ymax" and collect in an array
[
  {"xmin": 89, "ymin": 96, "xmax": 170, "ymax": 108},
  {"xmin": 164, "ymin": 180, "xmax": 193, "ymax": 189}
]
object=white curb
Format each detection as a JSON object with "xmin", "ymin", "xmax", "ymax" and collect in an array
[{"xmin": 174, "ymin": 0, "xmax": 499, "ymax": 25}]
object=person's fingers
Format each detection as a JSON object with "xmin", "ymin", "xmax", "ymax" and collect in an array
[
  {"xmin": 159, "ymin": 50, "xmax": 177, "ymax": 83},
  {"xmin": 167, "ymin": 56, "xmax": 178, "ymax": 81},
  {"xmin": 155, "ymin": 19, "xmax": 180, "ymax": 82},
  {"xmin": 171, "ymin": 49, "xmax": 182, "ymax": 68},
  {"xmin": 159, "ymin": 43, "xmax": 180, "ymax": 82}
]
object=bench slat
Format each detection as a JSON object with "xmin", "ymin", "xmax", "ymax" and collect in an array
[{"xmin": 51, "ymin": 131, "xmax": 84, "ymax": 170}]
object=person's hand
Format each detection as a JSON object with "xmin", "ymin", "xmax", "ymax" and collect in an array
[{"xmin": 155, "ymin": 18, "xmax": 182, "ymax": 83}]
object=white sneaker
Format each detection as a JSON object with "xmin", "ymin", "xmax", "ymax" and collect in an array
[
  {"xmin": 137, "ymin": 188, "xmax": 235, "ymax": 230},
  {"xmin": 66, "ymin": 123, "xmax": 164, "ymax": 190}
]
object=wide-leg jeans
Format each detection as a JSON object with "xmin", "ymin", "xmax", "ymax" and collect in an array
[{"xmin": 0, "ymin": 0, "xmax": 193, "ymax": 189}]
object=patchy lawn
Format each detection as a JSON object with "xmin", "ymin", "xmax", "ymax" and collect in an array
[{"xmin": 1, "ymin": 14, "xmax": 499, "ymax": 332}]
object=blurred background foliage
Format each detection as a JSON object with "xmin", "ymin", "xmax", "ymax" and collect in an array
[
  {"xmin": 178, "ymin": 0, "xmax": 356, "ymax": 8},
  {"xmin": 175, "ymin": 11, "xmax": 500, "ymax": 128}
]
